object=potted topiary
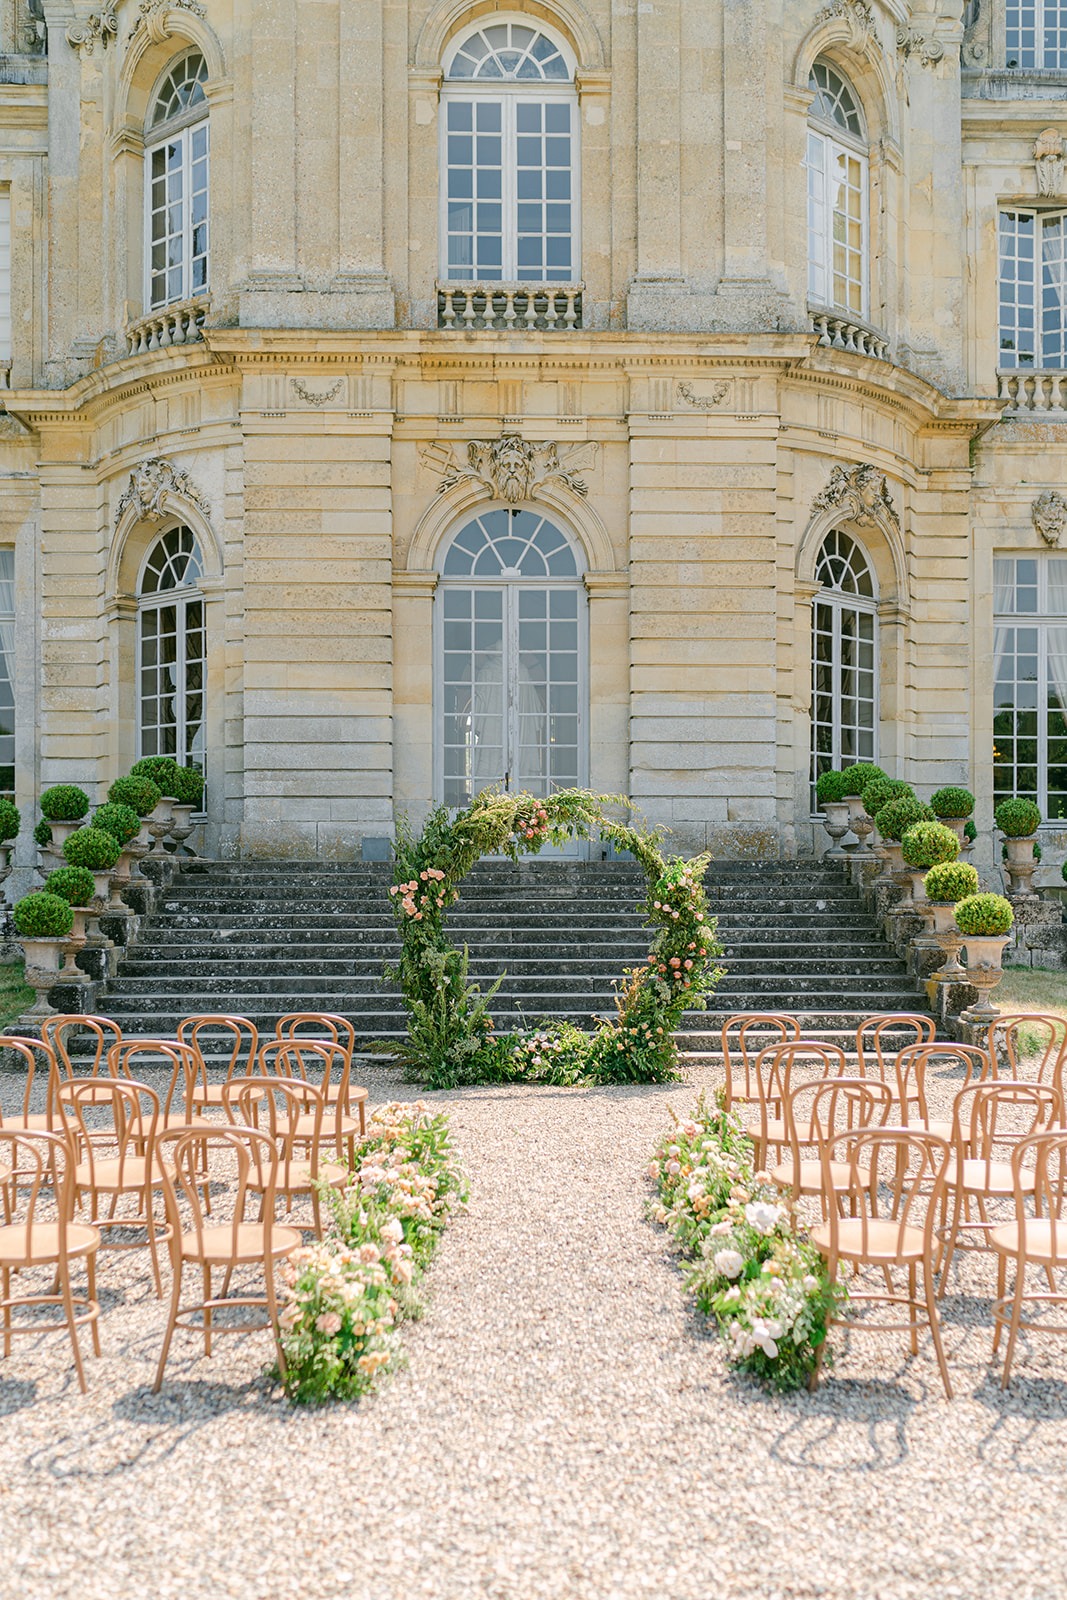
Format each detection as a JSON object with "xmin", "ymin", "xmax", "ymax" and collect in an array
[
  {"xmin": 874, "ymin": 795, "xmax": 936, "ymax": 892},
  {"xmin": 33, "ymin": 817, "xmax": 58, "ymax": 873},
  {"xmin": 62, "ymin": 826, "xmax": 122, "ymax": 910},
  {"xmin": 954, "ymin": 892, "xmax": 1015, "ymax": 1021},
  {"xmin": 130, "ymin": 758, "xmax": 182, "ymax": 855},
  {"xmin": 0, "ymin": 796, "xmax": 18, "ymax": 897},
  {"xmin": 839, "ymin": 763, "xmax": 888, "ymax": 860},
  {"xmin": 13, "ymin": 889, "xmax": 74, "ymax": 1019},
  {"xmin": 900, "ymin": 820, "xmax": 960, "ymax": 909},
  {"xmin": 45, "ymin": 864, "xmax": 96, "ymax": 981},
  {"xmin": 929, "ymin": 786, "xmax": 975, "ymax": 849},
  {"xmin": 861, "ymin": 779, "xmax": 912, "ymax": 875},
  {"xmin": 815, "ymin": 769, "xmax": 853, "ymax": 858},
  {"xmin": 923, "ymin": 860, "xmax": 981, "ymax": 981},
  {"xmin": 995, "ymin": 797, "xmax": 1042, "ymax": 897},
  {"xmin": 93, "ymin": 800, "xmax": 144, "ymax": 905},
  {"xmin": 108, "ymin": 776, "xmax": 162, "ymax": 853},
  {"xmin": 169, "ymin": 764, "xmax": 205, "ymax": 854},
  {"xmin": 39, "ymin": 784, "xmax": 91, "ymax": 854}
]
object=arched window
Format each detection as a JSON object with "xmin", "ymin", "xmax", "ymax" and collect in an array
[
  {"xmin": 441, "ymin": 20, "xmax": 578, "ymax": 284},
  {"xmin": 145, "ymin": 51, "xmax": 209, "ymax": 310},
  {"xmin": 805, "ymin": 60, "xmax": 868, "ymax": 319},
  {"xmin": 437, "ymin": 507, "xmax": 585, "ymax": 806},
  {"xmin": 810, "ymin": 529, "xmax": 878, "ymax": 794},
  {"xmin": 138, "ymin": 526, "xmax": 205, "ymax": 769}
]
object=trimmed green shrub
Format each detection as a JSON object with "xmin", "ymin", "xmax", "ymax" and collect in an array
[
  {"xmin": 33, "ymin": 819, "xmax": 52, "ymax": 847},
  {"xmin": 108, "ymin": 775, "xmax": 162, "ymax": 817},
  {"xmin": 92, "ymin": 802, "xmax": 142, "ymax": 845},
  {"xmin": 874, "ymin": 795, "xmax": 936, "ymax": 842},
  {"xmin": 62, "ymin": 827, "xmax": 121, "ymax": 872},
  {"xmin": 901, "ymin": 820, "xmax": 961, "ymax": 870},
  {"xmin": 170, "ymin": 765, "xmax": 204, "ymax": 807},
  {"xmin": 815, "ymin": 769, "xmax": 851, "ymax": 804},
  {"xmin": 924, "ymin": 861, "xmax": 980, "ymax": 903},
  {"xmin": 13, "ymin": 891, "xmax": 74, "ymax": 939},
  {"xmin": 995, "ymin": 797, "xmax": 1042, "ymax": 837},
  {"xmin": 0, "ymin": 798, "xmax": 19, "ymax": 842},
  {"xmin": 45, "ymin": 865, "xmax": 96, "ymax": 906},
  {"xmin": 862, "ymin": 778, "xmax": 912, "ymax": 819},
  {"xmin": 964, "ymin": 819, "xmax": 977, "ymax": 843},
  {"xmin": 39, "ymin": 784, "xmax": 90, "ymax": 822},
  {"xmin": 929, "ymin": 786, "xmax": 975, "ymax": 819},
  {"xmin": 954, "ymin": 892, "xmax": 1014, "ymax": 937},
  {"xmin": 129, "ymin": 756, "xmax": 182, "ymax": 792},
  {"xmin": 839, "ymin": 763, "xmax": 887, "ymax": 798}
]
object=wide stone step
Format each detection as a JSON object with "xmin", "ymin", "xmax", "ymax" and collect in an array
[{"xmin": 113, "ymin": 952, "xmax": 905, "ymax": 981}]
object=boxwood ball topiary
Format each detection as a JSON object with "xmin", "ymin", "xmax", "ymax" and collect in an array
[
  {"xmin": 13, "ymin": 890, "xmax": 74, "ymax": 939},
  {"xmin": 874, "ymin": 795, "xmax": 936, "ymax": 842},
  {"xmin": 129, "ymin": 755, "xmax": 182, "ymax": 792},
  {"xmin": 839, "ymin": 763, "xmax": 887, "ymax": 797},
  {"xmin": 929, "ymin": 786, "xmax": 975, "ymax": 819},
  {"xmin": 170, "ymin": 765, "xmax": 205, "ymax": 806},
  {"xmin": 39, "ymin": 784, "xmax": 90, "ymax": 822},
  {"xmin": 62, "ymin": 826, "xmax": 121, "ymax": 872},
  {"xmin": 0, "ymin": 797, "xmax": 19, "ymax": 842},
  {"xmin": 964, "ymin": 819, "xmax": 977, "ymax": 842},
  {"xmin": 815, "ymin": 770, "xmax": 851, "ymax": 804},
  {"xmin": 995, "ymin": 797, "xmax": 1042, "ymax": 837},
  {"xmin": 33, "ymin": 819, "xmax": 52, "ymax": 847},
  {"xmin": 862, "ymin": 778, "xmax": 912, "ymax": 820},
  {"xmin": 92, "ymin": 801, "xmax": 142, "ymax": 845},
  {"xmin": 953, "ymin": 892, "xmax": 1014, "ymax": 937},
  {"xmin": 45, "ymin": 865, "xmax": 96, "ymax": 907},
  {"xmin": 108, "ymin": 775, "xmax": 162, "ymax": 817},
  {"xmin": 923, "ymin": 861, "xmax": 980, "ymax": 903},
  {"xmin": 901, "ymin": 820, "xmax": 960, "ymax": 870}
]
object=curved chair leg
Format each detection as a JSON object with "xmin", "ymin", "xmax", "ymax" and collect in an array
[
  {"xmin": 86, "ymin": 1251, "xmax": 101, "ymax": 1358},
  {"xmin": 923, "ymin": 1255, "xmax": 953, "ymax": 1400},
  {"xmin": 153, "ymin": 1257, "xmax": 183, "ymax": 1394},
  {"xmin": 59, "ymin": 1264, "xmax": 88, "ymax": 1395},
  {"xmin": 1000, "ymin": 1254, "xmax": 1029, "ymax": 1388}
]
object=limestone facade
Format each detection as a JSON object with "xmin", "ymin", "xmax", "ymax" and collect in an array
[{"xmin": 0, "ymin": 0, "xmax": 1064, "ymax": 868}]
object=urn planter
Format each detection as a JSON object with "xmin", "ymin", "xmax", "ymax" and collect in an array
[
  {"xmin": 168, "ymin": 802, "xmax": 198, "ymax": 856},
  {"xmin": 144, "ymin": 796, "xmax": 177, "ymax": 859},
  {"xmin": 845, "ymin": 796, "xmax": 876, "ymax": 859},
  {"xmin": 57, "ymin": 908, "xmax": 91, "ymax": 981},
  {"xmin": 929, "ymin": 902, "xmax": 966, "ymax": 981},
  {"xmin": 960, "ymin": 934, "xmax": 1012, "ymax": 1023},
  {"xmin": 20, "ymin": 937, "xmax": 65, "ymax": 1019},
  {"xmin": 1003, "ymin": 834, "xmax": 1039, "ymax": 897},
  {"xmin": 821, "ymin": 801, "xmax": 852, "ymax": 859}
]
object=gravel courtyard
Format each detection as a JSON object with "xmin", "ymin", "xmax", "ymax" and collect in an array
[{"xmin": 1, "ymin": 1058, "xmax": 1065, "ymax": 1600}]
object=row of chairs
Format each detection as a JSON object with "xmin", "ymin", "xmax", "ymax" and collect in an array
[
  {"xmin": 0, "ymin": 1011, "xmax": 371, "ymax": 1392},
  {"xmin": 715, "ymin": 1011, "xmax": 1067, "ymax": 1393}
]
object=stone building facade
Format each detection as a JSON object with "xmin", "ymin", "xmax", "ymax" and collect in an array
[{"xmin": 0, "ymin": 0, "xmax": 1064, "ymax": 870}]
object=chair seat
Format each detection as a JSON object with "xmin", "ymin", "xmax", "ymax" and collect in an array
[
  {"xmin": 771, "ymin": 1159, "xmax": 866, "ymax": 1193},
  {"xmin": 0, "ymin": 1221, "xmax": 100, "ymax": 1265},
  {"xmin": 75, "ymin": 1156, "xmax": 160, "ymax": 1192},
  {"xmin": 990, "ymin": 1219, "xmax": 1067, "ymax": 1265},
  {"xmin": 273, "ymin": 1160, "xmax": 348, "ymax": 1195},
  {"xmin": 13, "ymin": 1112, "xmax": 55, "ymax": 1132},
  {"xmin": 811, "ymin": 1218, "xmax": 926, "ymax": 1262},
  {"xmin": 744, "ymin": 1117, "xmax": 817, "ymax": 1148},
  {"xmin": 178, "ymin": 1223, "xmax": 302, "ymax": 1264},
  {"xmin": 157, "ymin": 1111, "xmax": 216, "ymax": 1132},
  {"xmin": 944, "ymin": 1158, "xmax": 1035, "ymax": 1196}
]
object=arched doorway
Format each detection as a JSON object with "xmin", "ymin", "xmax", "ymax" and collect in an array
[
  {"xmin": 436, "ymin": 506, "xmax": 587, "ymax": 806},
  {"xmin": 137, "ymin": 524, "xmax": 206, "ymax": 768}
]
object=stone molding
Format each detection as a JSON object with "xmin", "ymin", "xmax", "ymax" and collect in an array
[
  {"xmin": 896, "ymin": 27, "xmax": 946, "ymax": 69},
  {"xmin": 813, "ymin": 0, "xmax": 874, "ymax": 51},
  {"xmin": 1032, "ymin": 489, "xmax": 1067, "ymax": 547},
  {"xmin": 1035, "ymin": 129, "xmax": 1065, "ymax": 199},
  {"xmin": 115, "ymin": 456, "xmax": 211, "ymax": 528},
  {"xmin": 812, "ymin": 461, "xmax": 900, "ymax": 535},
  {"xmin": 66, "ymin": 4, "xmax": 118, "ymax": 51},
  {"xmin": 126, "ymin": 0, "xmax": 206, "ymax": 48},
  {"xmin": 420, "ymin": 435, "xmax": 599, "ymax": 504}
]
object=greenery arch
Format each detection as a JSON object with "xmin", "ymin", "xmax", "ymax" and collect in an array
[{"xmin": 384, "ymin": 789, "xmax": 724, "ymax": 1089}]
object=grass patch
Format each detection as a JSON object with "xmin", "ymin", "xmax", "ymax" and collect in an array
[
  {"xmin": 996, "ymin": 967, "xmax": 1067, "ymax": 1054},
  {"xmin": 0, "ymin": 959, "xmax": 34, "ymax": 1031}
]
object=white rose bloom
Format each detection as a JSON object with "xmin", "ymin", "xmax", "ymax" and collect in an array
[
  {"xmin": 713, "ymin": 1249, "xmax": 745, "ymax": 1280},
  {"xmin": 710, "ymin": 1220, "xmax": 733, "ymax": 1237},
  {"xmin": 722, "ymin": 1285, "xmax": 742, "ymax": 1304},
  {"xmin": 744, "ymin": 1200, "xmax": 783, "ymax": 1235}
]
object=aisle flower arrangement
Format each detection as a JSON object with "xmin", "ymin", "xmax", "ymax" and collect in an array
[
  {"xmin": 276, "ymin": 1102, "xmax": 467, "ymax": 1403},
  {"xmin": 648, "ymin": 1095, "xmax": 842, "ymax": 1391}
]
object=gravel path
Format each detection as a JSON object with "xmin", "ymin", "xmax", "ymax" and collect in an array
[{"xmin": 1, "ymin": 1060, "xmax": 1066, "ymax": 1600}]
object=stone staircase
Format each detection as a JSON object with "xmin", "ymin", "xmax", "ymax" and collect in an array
[{"xmin": 88, "ymin": 857, "xmax": 928, "ymax": 1061}]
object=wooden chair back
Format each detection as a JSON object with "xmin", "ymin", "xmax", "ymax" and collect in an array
[
  {"xmin": 986, "ymin": 1013, "xmax": 1067, "ymax": 1088},
  {"xmin": 257, "ymin": 1039, "xmax": 352, "ymax": 1154},
  {"xmin": 221, "ymin": 1075, "xmax": 330, "ymax": 1191},
  {"xmin": 0, "ymin": 1035, "xmax": 61, "ymax": 1128},
  {"xmin": 107, "ymin": 1039, "xmax": 201, "ymax": 1124},
  {"xmin": 157, "ymin": 1124, "xmax": 281, "ymax": 1265},
  {"xmin": 62, "ymin": 1077, "xmax": 161, "ymax": 1192},
  {"xmin": 0, "ymin": 1128, "xmax": 75, "ymax": 1263},
  {"xmin": 783, "ymin": 1076, "xmax": 893, "ymax": 1173},
  {"xmin": 41, "ymin": 1015, "xmax": 122, "ymax": 1084},
  {"xmin": 720, "ymin": 1013, "xmax": 800, "ymax": 1108},
  {"xmin": 177, "ymin": 1014, "xmax": 259, "ymax": 1082},
  {"xmin": 275, "ymin": 1013, "xmax": 356, "ymax": 1061},
  {"xmin": 752, "ymin": 1040, "xmax": 850, "ymax": 1138},
  {"xmin": 819, "ymin": 1126, "xmax": 950, "ymax": 1262},
  {"xmin": 950, "ymin": 1079, "xmax": 1063, "ymax": 1180},
  {"xmin": 855, "ymin": 1013, "xmax": 936, "ymax": 1085},
  {"xmin": 894, "ymin": 1042, "xmax": 991, "ymax": 1128}
]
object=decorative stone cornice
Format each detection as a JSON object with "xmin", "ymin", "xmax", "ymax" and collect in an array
[
  {"xmin": 896, "ymin": 27, "xmax": 946, "ymax": 68},
  {"xmin": 1034, "ymin": 129, "xmax": 1065, "ymax": 199},
  {"xmin": 66, "ymin": 5, "xmax": 118, "ymax": 52},
  {"xmin": 676, "ymin": 380, "xmax": 730, "ymax": 410},
  {"xmin": 814, "ymin": 0, "xmax": 875, "ymax": 49},
  {"xmin": 115, "ymin": 456, "xmax": 211, "ymax": 527},
  {"xmin": 126, "ymin": 0, "xmax": 206, "ymax": 48},
  {"xmin": 812, "ymin": 462, "xmax": 900, "ymax": 534},
  {"xmin": 1032, "ymin": 489, "xmax": 1067, "ymax": 547},
  {"xmin": 419, "ymin": 435, "xmax": 599, "ymax": 504}
]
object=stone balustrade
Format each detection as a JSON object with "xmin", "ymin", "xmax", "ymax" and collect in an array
[
  {"xmin": 810, "ymin": 310, "xmax": 890, "ymax": 360},
  {"xmin": 437, "ymin": 282, "xmax": 584, "ymax": 331},
  {"xmin": 125, "ymin": 298, "xmax": 209, "ymax": 357},
  {"xmin": 997, "ymin": 368, "xmax": 1067, "ymax": 414}
]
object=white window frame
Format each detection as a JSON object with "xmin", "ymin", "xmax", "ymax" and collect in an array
[
  {"xmin": 993, "ymin": 554, "xmax": 1067, "ymax": 820},
  {"xmin": 809, "ymin": 532, "xmax": 880, "ymax": 807},
  {"xmin": 1005, "ymin": 0, "xmax": 1067, "ymax": 68},
  {"xmin": 805, "ymin": 70, "xmax": 869, "ymax": 321},
  {"xmin": 998, "ymin": 209, "xmax": 1067, "ymax": 370},
  {"xmin": 136, "ymin": 529, "xmax": 206, "ymax": 770},
  {"xmin": 439, "ymin": 21, "xmax": 580, "ymax": 284},
  {"xmin": 143, "ymin": 59, "xmax": 210, "ymax": 311}
]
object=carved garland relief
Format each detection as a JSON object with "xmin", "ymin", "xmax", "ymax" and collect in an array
[{"xmin": 420, "ymin": 436, "xmax": 599, "ymax": 504}]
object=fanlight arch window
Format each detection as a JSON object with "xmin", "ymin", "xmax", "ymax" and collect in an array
[
  {"xmin": 138, "ymin": 526, "xmax": 205, "ymax": 770},
  {"xmin": 810, "ymin": 529, "xmax": 879, "ymax": 796},
  {"xmin": 145, "ymin": 51, "xmax": 209, "ymax": 310},
  {"xmin": 805, "ymin": 59, "xmax": 868, "ymax": 319},
  {"xmin": 441, "ymin": 20, "xmax": 579, "ymax": 284},
  {"xmin": 437, "ymin": 507, "xmax": 585, "ymax": 807}
]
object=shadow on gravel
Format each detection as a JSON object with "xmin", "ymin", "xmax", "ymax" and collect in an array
[
  {"xmin": 0, "ymin": 1377, "xmax": 38, "ymax": 1414},
  {"xmin": 766, "ymin": 1379, "xmax": 917, "ymax": 1471}
]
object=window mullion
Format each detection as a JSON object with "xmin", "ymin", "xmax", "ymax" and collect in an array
[
  {"xmin": 832, "ymin": 598, "xmax": 842, "ymax": 769},
  {"xmin": 504, "ymin": 99, "xmax": 517, "ymax": 281}
]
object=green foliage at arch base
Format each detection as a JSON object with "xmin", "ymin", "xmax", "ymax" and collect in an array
[{"xmin": 380, "ymin": 788, "xmax": 725, "ymax": 1091}]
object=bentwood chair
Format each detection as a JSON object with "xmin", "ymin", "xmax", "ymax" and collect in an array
[
  {"xmin": 855, "ymin": 1014, "xmax": 937, "ymax": 1088},
  {"xmin": 41, "ymin": 1015, "xmax": 123, "ymax": 1105},
  {"xmin": 771, "ymin": 1076, "xmax": 893, "ymax": 1199},
  {"xmin": 811, "ymin": 1126, "xmax": 954, "ymax": 1399},
  {"xmin": 0, "ymin": 1036, "xmax": 63, "ymax": 1135},
  {"xmin": 257, "ymin": 1038, "xmax": 361, "ymax": 1162},
  {"xmin": 177, "ymin": 1015, "xmax": 260, "ymax": 1112},
  {"xmin": 153, "ymin": 1126, "xmax": 301, "ymax": 1392},
  {"xmin": 274, "ymin": 1014, "xmax": 367, "ymax": 1134},
  {"xmin": 749, "ymin": 1040, "xmax": 852, "ymax": 1169},
  {"xmin": 719, "ymin": 1013, "xmax": 800, "ymax": 1118},
  {"xmin": 991, "ymin": 1131, "xmax": 1067, "ymax": 1386},
  {"xmin": 0, "ymin": 1129, "xmax": 101, "ymax": 1392},
  {"xmin": 894, "ymin": 1042, "xmax": 992, "ymax": 1143},
  {"xmin": 986, "ymin": 1014, "xmax": 1067, "ymax": 1095},
  {"xmin": 221, "ymin": 1077, "xmax": 348, "ymax": 1238},
  {"xmin": 106, "ymin": 1039, "xmax": 211, "ymax": 1132},
  {"xmin": 62, "ymin": 1079, "xmax": 169, "ymax": 1296}
]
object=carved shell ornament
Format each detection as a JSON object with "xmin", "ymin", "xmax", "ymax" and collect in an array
[
  {"xmin": 420, "ymin": 435, "xmax": 599, "ymax": 504},
  {"xmin": 812, "ymin": 462, "xmax": 900, "ymax": 533},
  {"xmin": 115, "ymin": 457, "xmax": 211, "ymax": 527}
]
